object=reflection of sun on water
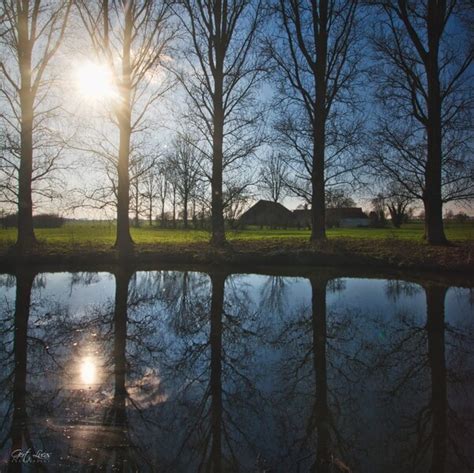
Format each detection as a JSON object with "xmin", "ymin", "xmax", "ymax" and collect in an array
[{"xmin": 80, "ymin": 356, "xmax": 97, "ymax": 385}]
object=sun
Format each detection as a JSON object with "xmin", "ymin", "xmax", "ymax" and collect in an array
[{"xmin": 73, "ymin": 60, "xmax": 117, "ymax": 103}]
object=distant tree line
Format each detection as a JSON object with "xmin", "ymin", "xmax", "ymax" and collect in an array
[
  {"xmin": 0, "ymin": 0, "xmax": 472, "ymax": 255},
  {"xmin": 1, "ymin": 213, "xmax": 64, "ymax": 229}
]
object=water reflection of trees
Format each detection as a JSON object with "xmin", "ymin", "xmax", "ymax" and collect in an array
[
  {"xmin": 0, "ymin": 269, "xmax": 271, "ymax": 471},
  {"xmin": 153, "ymin": 271, "xmax": 268, "ymax": 472},
  {"xmin": 0, "ymin": 269, "xmax": 70, "ymax": 472},
  {"xmin": 269, "ymin": 275, "xmax": 362, "ymax": 473},
  {"xmin": 385, "ymin": 279, "xmax": 421, "ymax": 302},
  {"xmin": 267, "ymin": 277, "xmax": 473, "ymax": 473},
  {"xmin": 1, "ymin": 269, "xmax": 473, "ymax": 472},
  {"xmin": 259, "ymin": 276, "xmax": 289, "ymax": 317},
  {"xmin": 0, "ymin": 269, "xmax": 164, "ymax": 471},
  {"xmin": 366, "ymin": 283, "xmax": 474, "ymax": 473},
  {"xmin": 1, "ymin": 269, "xmax": 35, "ymax": 472},
  {"xmin": 61, "ymin": 268, "xmax": 165, "ymax": 470}
]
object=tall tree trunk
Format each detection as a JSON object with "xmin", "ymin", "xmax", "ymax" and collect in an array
[
  {"xmin": 114, "ymin": 2, "xmax": 134, "ymax": 253},
  {"xmin": 133, "ymin": 181, "xmax": 140, "ymax": 227},
  {"xmin": 425, "ymin": 284, "xmax": 447, "ymax": 473},
  {"xmin": 8, "ymin": 270, "xmax": 35, "ymax": 472},
  {"xmin": 209, "ymin": 272, "xmax": 225, "ymax": 471},
  {"xmin": 16, "ymin": 5, "xmax": 37, "ymax": 252},
  {"xmin": 311, "ymin": 0, "xmax": 328, "ymax": 242},
  {"xmin": 183, "ymin": 191, "xmax": 188, "ymax": 229},
  {"xmin": 310, "ymin": 277, "xmax": 330, "ymax": 472},
  {"xmin": 161, "ymin": 198, "xmax": 165, "ymax": 228},
  {"xmin": 210, "ymin": 5, "xmax": 226, "ymax": 247},
  {"xmin": 424, "ymin": 3, "xmax": 447, "ymax": 244},
  {"xmin": 172, "ymin": 187, "xmax": 176, "ymax": 228},
  {"xmin": 149, "ymin": 195, "xmax": 153, "ymax": 226},
  {"xmin": 210, "ymin": 108, "xmax": 226, "ymax": 245},
  {"xmin": 192, "ymin": 199, "xmax": 197, "ymax": 228}
]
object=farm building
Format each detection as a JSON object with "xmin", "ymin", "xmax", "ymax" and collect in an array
[
  {"xmin": 292, "ymin": 207, "xmax": 368, "ymax": 228},
  {"xmin": 240, "ymin": 201, "xmax": 369, "ymax": 228},
  {"xmin": 292, "ymin": 208, "xmax": 312, "ymax": 228},
  {"xmin": 240, "ymin": 200, "xmax": 294, "ymax": 228},
  {"xmin": 326, "ymin": 207, "xmax": 369, "ymax": 227}
]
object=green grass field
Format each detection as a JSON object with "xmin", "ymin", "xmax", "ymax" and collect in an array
[{"xmin": 0, "ymin": 221, "xmax": 473, "ymax": 247}]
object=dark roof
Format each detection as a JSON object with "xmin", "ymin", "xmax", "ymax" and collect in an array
[
  {"xmin": 240, "ymin": 202, "xmax": 367, "ymax": 226},
  {"xmin": 240, "ymin": 200, "xmax": 293, "ymax": 225}
]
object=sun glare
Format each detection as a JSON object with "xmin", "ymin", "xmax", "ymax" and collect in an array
[
  {"xmin": 73, "ymin": 61, "xmax": 117, "ymax": 103},
  {"xmin": 80, "ymin": 356, "xmax": 97, "ymax": 385}
]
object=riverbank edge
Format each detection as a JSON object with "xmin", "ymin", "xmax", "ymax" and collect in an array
[{"xmin": 1, "ymin": 239, "xmax": 472, "ymax": 278}]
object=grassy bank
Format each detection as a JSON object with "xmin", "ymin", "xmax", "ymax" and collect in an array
[
  {"xmin": 0, "ymin": 222, "xmax": 472, "ymax": 275},
  {"xmin": 0, "ymin": 221, "xmax": 473, "ymax": 246}
]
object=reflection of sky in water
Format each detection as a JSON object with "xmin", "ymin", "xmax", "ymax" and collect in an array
[
  {"xmin": 33, "ymin": 272, "xmax": 115, "ymax": 316},
  {"xmin": 0, "ymin": 275, "xmax": 16, "ymax": 306},
  {"xmin": 1, "ymin": 271, "xmax": 470, "ymax": 323},
  {"xmin": 0, "ymin": 270, "xmax": 472, "ymax": 472}
]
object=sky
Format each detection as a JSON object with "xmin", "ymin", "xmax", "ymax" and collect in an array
[{"xmin": 0, "ymin": 1, "xmax": 472, "ymax": 220}]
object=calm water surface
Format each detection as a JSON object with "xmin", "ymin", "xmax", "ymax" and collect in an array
[{"xmin": 0, "ymin": 269, "xmax": 472, "ymax": 472}]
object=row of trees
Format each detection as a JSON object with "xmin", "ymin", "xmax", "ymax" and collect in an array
[{"xmin": 0, "ymin": 0, "xmax": 472, "ymax": 255}]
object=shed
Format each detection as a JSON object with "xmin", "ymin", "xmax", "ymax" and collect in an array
[
  {"xmin": 240, "ymin": 200, "xmax": 294, "ymax": 228},
  {"xmin": 292, "ymin": 207, "xmax": 369, "ymax": 228},
  {"xmin": 326, "ymin": 207, "xmax": 368, "ymax": 227},
  {"xmin": 292, "ymin": 209, "xmax": 312, "ymax": 228}
]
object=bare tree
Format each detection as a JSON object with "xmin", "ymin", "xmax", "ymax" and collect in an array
[
  {"xmin": 140, "ymin": 160, "xmax": 162, "ymax": 226},
  {"xmin": 367, "ymin": 0, "xmax": 473, "ymax": 244},
  {"xmin": 267, "ymin": 0, "xmax": 361, "ymax": 241},
  {"xmin": 258, "ymin": 152, "xmax": 288, "ymax": 203},
  {"xmin": 383, "ymin": 182, "xmax": 414, "ymax": 228},
  {"xmin": 325, "ymin": 188, "xmax": 356, "ymax": 208},
  {"xmin": 167, "ymin": 133, "xmax": 204, "ymax": 229},
  {"xmin": 171, "ymin": 0, "xmax": 264, "ymax": 246},
  {"xmin": 0, "ymin": 0, "xmax": 71, "ymax": 252},
  {"xmin": 367, "ymin": 125, "xmax": 473, "ymax": 221},
  {"xmin": 129, "ymin": 153, "xmax": 160, "ymax": 227},
  {"xmin": 0, "ymin": 127, "xmax": 66, "ymax": 218},
  {"xmin": 156, "ymin": 169, "xmax": 169, "ymax": 227},
  {"xmin": 76, "ymin": 0, "xmax": 175, "ymax": 254},
  {"xmin": 370, "ymin": 192, "xmax": 387, "ymax": 225},
  {"xmin": 223, "ymin": 180, "xmax": 252, "ymax": 228}
]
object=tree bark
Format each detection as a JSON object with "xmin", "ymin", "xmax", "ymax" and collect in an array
[
  {"xmin": 210, "ymin": 2, "xmax": 226, "ymax": 247},
  {"xmin": 310, "ymin": 0, "xmax": 328, "ymax": 242},
  {"xmin": 133, "ymin": 180, "xmax": 140, "ymax": 227},
  {"xmin": 114, "ymin": 1, "xmax": 134, "ymax": 254},
  {"xmin": 149, "ymin": 195, "xmax": 153, "ymax": 226},
  {"xmin": 160, "ymin": 197, "xmax": 166, "ymax": 227},
  {"xmin": 172, "ymin": 186, "xmax": 176, "ymax": 228},
  {"xmin": 16, "ymin": 4, "xmax": 37, "ymax": 252},
  {"xmin": 183, "ymin": 191, "xmax": 188, "ymax": 229},
  {"xmin": 210, "ymin": 96, "xmax": 226, "ymax": 243},
  {"xmin": 423, "ymin": 3, "xmax": 447, "ymax": 244}
]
